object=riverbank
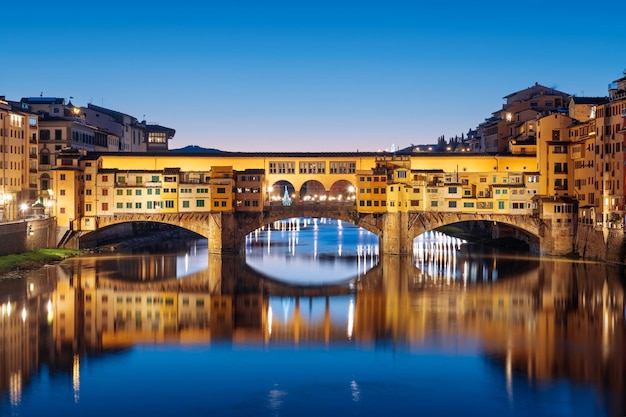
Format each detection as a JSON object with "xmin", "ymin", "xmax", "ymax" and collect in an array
[{"xmin": 0, "ymin": 248, "xmax": 84, "ymax": 280}]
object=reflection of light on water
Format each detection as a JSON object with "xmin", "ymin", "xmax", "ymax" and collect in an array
[
  {"xmin": 282, "ymin": 298, "xmax": 291, "ymax": 323},
  {"xmin": 505, "ymin": 348, "xmax": 513, "ymax": 405},
  {"xmin": 268, "ymin": 305, "xmax": 273, "ymax": 336},
  {"xmin": 9, "ymin": 372, "xmax": 21, "ymax": 406},
  {"xmin": 413, "ymin": 231, "xmax": 467, "ymax": 284},
  {"xmin": 267, "ymin": 384, "xmax": 287, "ymax": 413},
  {"xmin": 350, "ymin": 380, "xmax": 360, "ymax": 402},
  {"xmin": 73, "ymin": 354, "xmax": 80, "ymax": 403},
  {"xmin": 347, "ymin": 298, "xmax": 354, "ymax": 339},
  {"xmin": 246, "ymin": 217, "xmax": 379, "ymax": 284}
]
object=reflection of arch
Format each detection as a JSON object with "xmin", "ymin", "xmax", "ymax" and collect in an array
[
  {"xmin": 269, "ymin": 180, "xmax": 296, "ymax": 203},
  {"xmin": 329, "ymin": 180, "xmax": 356, "ymax": 202},
  {"xmin": 299, "ymin": 180, "xmax": 326, "ymax": 201}
]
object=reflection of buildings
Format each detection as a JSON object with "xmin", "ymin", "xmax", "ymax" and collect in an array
[{"xmin": 1, "ymin": 252, "xmax": 624, "ymax": 413}]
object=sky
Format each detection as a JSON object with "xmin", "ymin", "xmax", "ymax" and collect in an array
[{"xmin": 2, "ymin": 0, "xmax": 626, "ymax": 152}]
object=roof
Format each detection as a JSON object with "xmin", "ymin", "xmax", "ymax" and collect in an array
[
  {"xmin": 21, "ymin": 97, "xmax": 65, "ymax": 105},
  {"xmin": 571, "ymin": 96, "xmax": 607, "ymax": 105}
]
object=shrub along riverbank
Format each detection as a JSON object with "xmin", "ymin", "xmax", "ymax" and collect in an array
[{"xmin": 0, "ymin": 248, "xmax": 83, "ymax": 278}]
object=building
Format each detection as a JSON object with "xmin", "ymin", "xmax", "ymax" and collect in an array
[
  {"xmin": 479, "ymin": 83, "xmax": 570, "ymax": 153},
  {"xmin": 0, "ymin": 97, "xmax": 39, "ymax": 221}
]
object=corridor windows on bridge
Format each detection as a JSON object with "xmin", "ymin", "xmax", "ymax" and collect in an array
[
  {"xmin": 329, "ymin": 161, "xmax": 356, "ymax": 174},
  {"xmin": 299, "ymin": 161, "xmax": 325, "ymax": 174},
  {"xmin": 269, "ymin": 161, "xmax": 295, "ymax": 174}
]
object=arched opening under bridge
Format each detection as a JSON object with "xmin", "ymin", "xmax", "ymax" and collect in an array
[
  {"xmin": 244, "ymin": 216, "xmax": 379, "ymax": 285},
  {"xmin": 78, "ymin": 221, "xmax": 205, "ymax": 251}
]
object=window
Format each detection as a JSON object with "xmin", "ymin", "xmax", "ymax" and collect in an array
[
  {"xmin": 54, "ymin": 129, "xmax": 62, "ymax": 140},
  {"xmin": 182, "ymin": 201, "xmax": 189, "ymax": 208},
  {"xmin": 448, "ymin": 201, "xmax": 457, "ymax": 208},
  {"xmin": 329, "ymin": 161, "xmax": 356, "ymax": 174},
  {"xmin": 430, "ymin": 201, "xmax": 438, "ymax": 207},
  {"xmin": 165, "ymin": 200, "xmax": 174, "ymax": 208},
  {"xmin": 60, "ymin": 174, "xmax": 66, "ymax": 181},
  {"xmin": 85, "ymin": 203, "xmax": 92, "ymax": 212},
  {"xmin": 196, "ymin": 200, "xmax": 205, "ymax": 207},
  {"xmin": 269, "ymin": 161, "xmax": 295, "ymax": 174},
  {"xmin": 448, "ymin": 187, "xmax": 457, "ymax": 194},
  {"xmin": 135, "ymin": 202, "xmax": 142, "ymax": 209},
  {"xmin": 116, "ymin": 189, "xmax": 123, "ymax": 195},
  {"xmin": 217, "ymin": 187, "xmax": 226, "ymax": 194},
  {"xmin": 102, "ymin": 202, "xmax": 108, "ymax": 211}
]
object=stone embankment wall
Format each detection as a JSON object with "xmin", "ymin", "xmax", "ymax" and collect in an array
[
  {"xmin": 575, "ymin": 224, "xmax": 626, "ymax": 264},
  {"xmin": 0, "ymin": 218, "xmax": 57, "ymax": 255}
]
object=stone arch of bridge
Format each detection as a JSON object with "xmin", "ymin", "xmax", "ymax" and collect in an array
[
  {"xmin": 235, "ymin": 207, "xmax": 383, "ymax": 245},
  {"xmin": 405, "ymin": 212, "xmax": 542, "ymax": 246},
  {"xmin": 78, "ymin": 214, "xmax": 213, "ymax": 249}
]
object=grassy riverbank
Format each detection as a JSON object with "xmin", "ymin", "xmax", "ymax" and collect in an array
[{"xmin": 0, "ymin": 248, "xmax": 83, "ymax": 275}]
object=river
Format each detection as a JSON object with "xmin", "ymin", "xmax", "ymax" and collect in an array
[{"xmin": 0, "ymin": 219, "xmax": 624, "ymax": 416}]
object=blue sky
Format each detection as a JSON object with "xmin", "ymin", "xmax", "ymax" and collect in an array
[{"xmin": 3, "ymin": 1, "xmax": 625, "ymax": 152}]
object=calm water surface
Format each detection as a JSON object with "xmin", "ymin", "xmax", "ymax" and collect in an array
[{"xmin": 0, "ymin": 219, "xmax": 624, "ymax": 417}]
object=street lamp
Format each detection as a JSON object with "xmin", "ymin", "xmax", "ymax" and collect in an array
[{"xmin": 20, "ymin": 203, "xmax": 28, "ymax": 221}]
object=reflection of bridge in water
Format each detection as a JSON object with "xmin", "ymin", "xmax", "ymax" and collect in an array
[{"xmin": 3, "ymin": 249, "xmax": 624, "ymax": 412}]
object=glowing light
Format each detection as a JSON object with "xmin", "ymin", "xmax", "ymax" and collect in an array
[
  {"xmin": 73, "ymin": 354, "xmax": 80, "ymax": 403},
  {"xmin": 47, "ymin": 299, "xmax": 53, "ymax": 323},
  {"xmin": 347, "ymin": 298, "xmax": 354, "ymax": 339},
  {"xmin": 21, "ymin": 307, "xmax": 26, "ymax": 322},
  {"xmin": 268, "ymin": 305, "xmax": 273, "ymax": 336},
  {"xmin": 9, "ymin": 372, "xmax": 21, "ymax": 406}
]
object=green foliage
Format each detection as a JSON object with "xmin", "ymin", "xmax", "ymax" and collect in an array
[{"xmin": 0, "ymin": 249, "xmax": 83, "ymax": 273}]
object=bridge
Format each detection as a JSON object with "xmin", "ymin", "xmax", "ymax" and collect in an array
[
  {"xmin": 75, "ymin": 200, "xmax": 561, "ymax": 255},
  {"xmin": 52, "ymin": 151, "xmax": 578, "ymax": 256}
]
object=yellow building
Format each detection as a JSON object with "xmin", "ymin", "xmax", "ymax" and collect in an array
[
  {"xmin": 209, "ymin": 166, "xmax": 234, "ymax": 211},
  {"xmin": 0, "ymin": 98, "xmax": 39, "ymax": 221}
]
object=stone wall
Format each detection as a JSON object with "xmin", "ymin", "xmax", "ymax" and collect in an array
[
  {"xmin": 0, "ymin": 218, "xmax": 57, "ymax": 255},
  {"xmin": 575, "ymin": 225, "xmax": 626, "ymax": 264}
]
